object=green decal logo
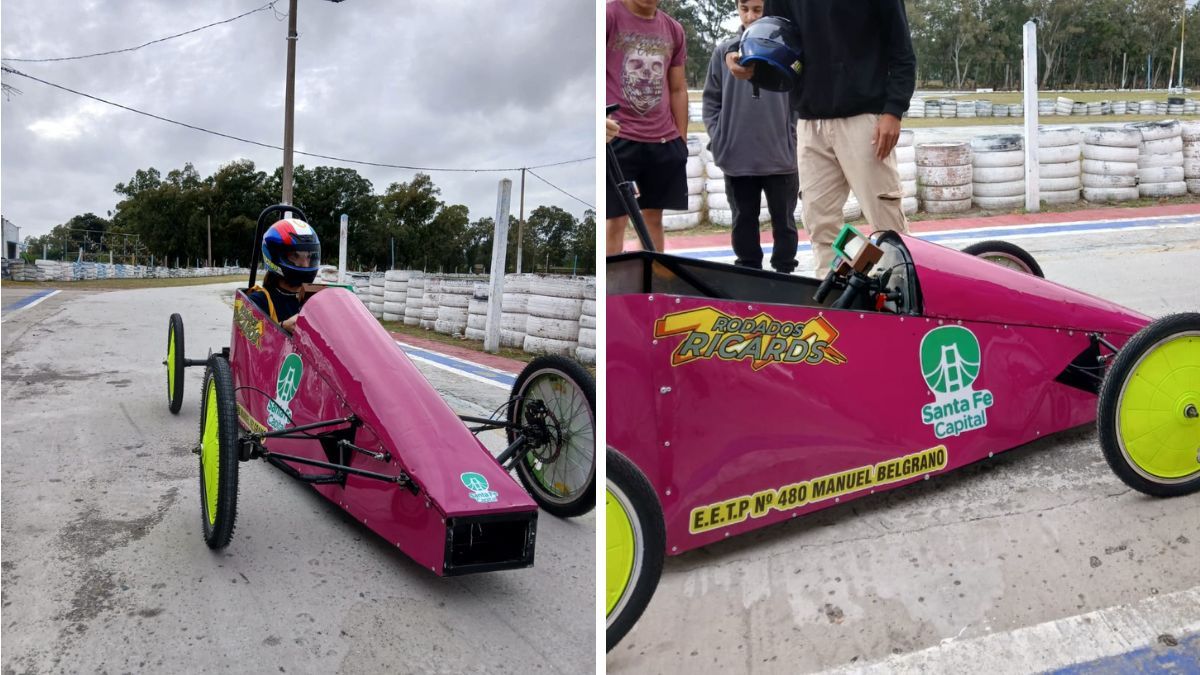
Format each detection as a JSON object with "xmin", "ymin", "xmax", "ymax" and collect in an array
[
  {"xmin": 920, "ymin": 326, "xmax": 980, "ymax": 393},
  {"xmin": 267, "ymin": 353, "xmax": 304, "ymax": 430},
  {"xmin": 919, "ymin": 326, "xmax": 993, "ymax": 439},
  {"xmin": 460, "ymin": 472, "xmax": 498, "ymax": 504}
]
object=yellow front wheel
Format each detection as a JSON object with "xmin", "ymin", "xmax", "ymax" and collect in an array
[
  {"xmin": 166, "ymin": 314, "xmax": 185, "ymax": 414},
  {"xmin": 606, "ymin": 448, "xmax": 664, "ymax": 652},
  {"xmin": 199, "ymin": 356, "xmax": 240, "ymax": 548},
  {"xmin": 1098, "ymin": 313, "xmax": 1200, "ymax": 496}
]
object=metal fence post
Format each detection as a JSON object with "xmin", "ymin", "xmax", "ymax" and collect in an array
[{"xmin": 1023, "ymin": 20, "xmax": 1040, "ymax": 213}]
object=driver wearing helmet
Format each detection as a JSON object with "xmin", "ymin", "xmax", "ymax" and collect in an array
[{"xmin": 246, "ymin": 218, "xmax": 321, "ymax": 332}]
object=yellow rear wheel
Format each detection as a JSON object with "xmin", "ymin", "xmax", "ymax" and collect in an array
[
  {"xmin": 198, "ymin": 356, "xmax": 240, "ymax": 548},
  {"xmin": 606, "ymin": 448, "xmax": 664, "ymax": 652},
  {"xmin": 167, "ymin": 314, "xmax": 185, "ymax": 413}
]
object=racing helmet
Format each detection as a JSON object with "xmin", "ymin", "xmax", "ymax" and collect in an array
[
  {"xmin": 738, "ymin": 16, "xmax": 803, "ymax": 92},
  {"xmin": 262, "ymin": 217, "xmax": 321, "ymax": 286}
]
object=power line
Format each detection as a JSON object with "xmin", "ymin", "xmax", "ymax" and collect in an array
[
  {"xmin": 0, "ymin": 66, "xmax": 594, "ymax": 173},
  {"xmin": 527, "ymin": 168, "xmax": 594, "ymax": 210},
  {"xmin": 1, "ymin": 2, "xmax": 280, "ymax": 63}
]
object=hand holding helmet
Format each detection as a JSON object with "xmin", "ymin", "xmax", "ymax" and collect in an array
[{"xmin": 736, "ymin": 16, "xmax": 803, "ymax": 93}]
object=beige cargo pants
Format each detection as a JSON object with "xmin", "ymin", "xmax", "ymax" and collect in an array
[{"xmin": 798, "ymin": 113, "xmax": 909, "ymax": 274}]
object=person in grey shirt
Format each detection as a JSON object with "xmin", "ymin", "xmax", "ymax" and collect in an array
[{"xmin": 702, "ymin": 0, "xmax": 799, "ymax": 273}]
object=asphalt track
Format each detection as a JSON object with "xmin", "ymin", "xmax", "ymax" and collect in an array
[
  {"xmin": 0, "ymin": 283, "xmax": 594, "ymax": 674},
  {"xmin": 607, "ymin": 211, "xmax": 1200, "ymax": 673}
]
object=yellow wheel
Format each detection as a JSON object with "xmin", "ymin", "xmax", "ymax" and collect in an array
[
  {"xmin": 199, "ymin": 356, "xmax": 240, "ymax": 548},
  {"xmin": 1098, "ymin": 313, "xmax": 1200, "ymax": 496},
  {"xmin": 606, "ymin": 448, "xmax": 664, "ymax": 652},
  {"xmin": 166, "ymin": 314, "xmax": 185, "ymax": 413}
]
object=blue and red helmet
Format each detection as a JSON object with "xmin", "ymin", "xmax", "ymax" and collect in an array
[{"xmin": 262, "ymin": 218, "xmax": 321, "ymax": 286}]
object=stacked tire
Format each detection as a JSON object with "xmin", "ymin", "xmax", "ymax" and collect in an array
[
  {"xmin": 1038, "ymin": 99, "xmax": 1055, "ymax": 117},
  {"xmin": 382, "ymin": 270, "xmax": 409, "ymax": 322},
  {"xmin": 1055, "ymin": 97, "xmax": 1074, "ymax": 116},
  {"xmin": 1182, "ymin": 121, "xmax": 1200, "ymax": 194},
  {"xmin": 368, "ymin": 274, "xmax": 385, "ymax": 318},
  {"xmin": 704, "ymin": 155, "xmax": 731, "ymax": 226},
  {"xmin": 916, "ymin": 142, "xmax": 972, "ymax": 214},
  {"xmin": 977, "ymin": 100, "xmax": 994, "ymax": 118},
  {"xmin": 1131, "ymin": 121, "xmax": 1187, "ymax": 198},
  {"xmin": 908, "ymin": 97, "xmax": 924, "ymax": 118},
  {"xmin": 1082, "ymin": 127, "xmax": 1141, "ymax": 203},
  {"xmin": 523, "ymin": 276, "xmax": 589, "ymax": 357},
  {"xmin": 577, "ymin": 295, "xmax": 596, "ymax": 364},
  {"xmin": 434, "ymin": 278, "xmax": 474, "ymax": 336},
  {"xmin": 896, "ymin": 129, "xmax": 918, "ymax": 215},
  {"xmin": 420, "ymin": 277, "xmax": 441, "ymax": 330},
  {"xmin": 970, "ymin": 134, "xmax": 1024, "ymax": 211},
  {"xmin": 403, "ymin": 274, "xmax": 425, "ymax": 326},
  {"xmin": 1037, "ymin": 127, "xmax": 1082, "ymax": 204},
  {"xmin": 465, "ymin": 282, "xmax": 489, "ymax": 341},
  {"xmin": 956, "ymin": 100, "xmax": 975, "ymax": 119},
  {"xmin": 501, "ymin": 274, "xmax": 532, "ymax": 349},
  {"xmin": 666, "ymin": 136, "xmax": 705, "ymax": 232}
]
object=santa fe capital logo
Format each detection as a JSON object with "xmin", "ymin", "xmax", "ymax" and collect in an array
[{"xmin": 919, "ymin": 326, "xmax": 994, "ymax": 438}]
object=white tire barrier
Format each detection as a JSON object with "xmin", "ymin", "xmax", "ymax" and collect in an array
[
  {"xmin": 1138, "ymin": 166, "xmax": 1186, "ymax": 183},
  {"xmin": 663, "ymin": 211, "xmax": 702, "ymax": 231},
  {"xmin": 1082, "ymin": 144, "xmax": 1139, "ymax": 163},
  {"xmin": 1083, "ymin": 186, "xmax": 1140, "ymax": 202},
  {"xmin": 972, "ymin": 149, "xmax": 1024, "ymax": 167},
  {"xmin": 923, "ymin": 197, "xmax": 972, "ymax": 214},
  {"xmin": 917, "ymin": 164, "xmax": 972, "ymax": 187},
  {"xmin": 1040, "ymin": 160, "xmax": 1081, "ymax": 179},
  {"xmin": 1082, "ymin": 159, "xmax": 1137, "ymax": 176},
  {"xmin": 1139, "ymin": 181, "xmax": 1187, "ymax": 198},
  {"xmin": 1037, "ymin": 144, "xmax": 1081, "ymax": 164},
  {"xmin": 973, "ymin": 165, "xmax": 1024, "ymax": 182},
  {"xmin": 686, "ymin": 156, "xmax": 703, "ymax": 178},
  {"xmin": 1040, "ymin": 189, "xmax": 1080, "ymax": 204},
  {"xmin": 709, "ymin": 209, "xmax": 733, "ymax": 226},
  {"xmin": 523, "ymin": 335, "xmax": 577, "ymax": 358},
  {"xmin": 1040, "ymin": 127, "xmax": 1083, "ymax": 147},
  {"xmin": 576, "ymin": 346, "xmax": 596, "ymax": 363},
  {"xmin": 916, "ymin": 142, "xmax": 970, "ymax": 167},
  {"xmin": 1082, "ymin": 173, "xmax": 1136, "ymax": 188},
  {"xmin": 972, "ymin": 180, "xmax": 1024, "ymax": 198},
  {"xmin": 973, "ymin": 195, "xmax": 1025, "ymax": 210},
  {"xmin": 705, "ymin": 161, "xmax": 725, "ymax": 180},
  {"xmin": 1130, "ymin": 120, "xmax": 1181, "ymax": 142},
  {"xmin": 1083, "ymin": 127, "xmax": 1141, "ymax": 147},
  {"xmin": 1039, "ymin": 176, "xmax": 1081, "ymax": 191}
]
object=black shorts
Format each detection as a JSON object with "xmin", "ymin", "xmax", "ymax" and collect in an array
[{"xmin": 606, "ymin": 137, "xmax": 689, "ymax": 219}]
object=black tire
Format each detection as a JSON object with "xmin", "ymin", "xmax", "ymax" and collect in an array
[
  {"xmin": 961, "ymin": 240, "xmax": 1045, "ymax": 277},
  {"xmin": 167, "ymin": 313, "xmax": 185, "ymax": 414},
  {"xmin": 506, "ymin": 355, "xmax": 596, "ymax": 518},
  {"xmin": 606, "ymin": 447, "xmax": 665, "ymax": 652},
  {"xmin": 198, "ymin": 356, "xmax": 240, "ymax": 548},
  {"xmin": 1097, "ymin": 313, "xmax": 1200, "ymax": 497}
]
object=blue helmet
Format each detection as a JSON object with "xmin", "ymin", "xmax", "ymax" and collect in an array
[
  {"xmin": 262, "ymin": 217, "xmax": 321, "ymax": 286},
  {"xmin": 738, "ymin": 16, "xmax": 803, "ymax": 93}
]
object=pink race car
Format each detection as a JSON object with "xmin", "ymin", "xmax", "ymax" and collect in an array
[
  {"xmin": 166, "ymin": 204, "xmax": 595, "ymax": 576},
  {"xmin": 604, "ymin": 224, "xmax": 1199, "ymax": 649}
]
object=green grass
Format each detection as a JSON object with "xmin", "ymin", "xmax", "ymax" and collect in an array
[{"xmin": 0, "ymin": 274, "xmax": 246, "ymax": 291}]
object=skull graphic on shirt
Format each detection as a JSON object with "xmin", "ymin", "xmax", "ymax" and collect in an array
[{"xmin": 622, "ymin": 50, "xmax": 665, "ymax": 115}]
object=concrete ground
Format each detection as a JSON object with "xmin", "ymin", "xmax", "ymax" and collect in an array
[
  {"xmin": 0, "ymin": 282, "xmax": 595, "ymax": 674},
  {"xmin": 607, "ymin": 214, "xmax": 1200, "ymax": 673}
]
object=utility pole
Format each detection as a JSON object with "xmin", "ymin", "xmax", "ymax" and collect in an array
[
  {"xmin": 515, "ymin": 168, "xmax": 526, "ymax": 273},
  {"xmin": 207, "ymin": 214, "xmax": 212, "ymax": 268},
  {"xmin": 281, "ymin": 0, "xmax": 299, "ymax": 205},
  {"xmin": 1181, "ymin": 1, "xmax": 1188, "ymax": 90}
]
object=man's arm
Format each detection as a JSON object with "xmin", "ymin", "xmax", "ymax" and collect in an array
[
  {"xmin": 701, "ymin": 45, "xmax": 725, "ymax": 138},
  {"xmin": 668, "ymin": 65, "xmax": 688, "ymax": 139},
  {"xmin": 872, "ymin": 0, "xmax": 916, "ymax": 159},
  {"xmin": 880, "ymin": 0, "xmax": 916, "ymax": 120}
]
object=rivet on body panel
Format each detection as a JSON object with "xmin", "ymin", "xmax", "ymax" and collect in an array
[
  {"xmin": 665, "ymin": 488, "xmax": 672, "ymax": 496},
  {"xmin": 660, "ymin": 386, "xmax": 672, "ymax": 394},
  {"xmin": 664, "ymin": 441, "xmax": 671, "ymax": 447}
]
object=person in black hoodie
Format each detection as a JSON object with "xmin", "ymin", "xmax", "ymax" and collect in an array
[{"xmin": 725, "ymin": 0, "xmax": 916, "ymax": 276}]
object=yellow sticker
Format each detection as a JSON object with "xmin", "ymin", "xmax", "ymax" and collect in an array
[
  {"xmin": 234, "ymin": 297, "xmax": 264, "ymax": 348},
  {"xmin": 654, "ymin": 306, "xmax": 847, "ymax": 370},
  {"xmin": 689, "ymin": 446, "xmax": 948, "ymax": 534}
]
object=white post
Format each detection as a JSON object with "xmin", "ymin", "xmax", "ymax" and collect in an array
[
  {"xmin": 338, "ymin": 213, "xmax": 349, "ymax": 283},
  {"xmin": 1023, "ymin": 20, "xmax": 1040, "ymax": 213},
  {"xmin": 484, "ymin": 179, "xmax": 513, "ymax": 354}
]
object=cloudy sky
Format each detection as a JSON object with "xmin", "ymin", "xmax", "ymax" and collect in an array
[{"xmin": 1, "ymin": 0, "xmax": 598, "ymax": 239}]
